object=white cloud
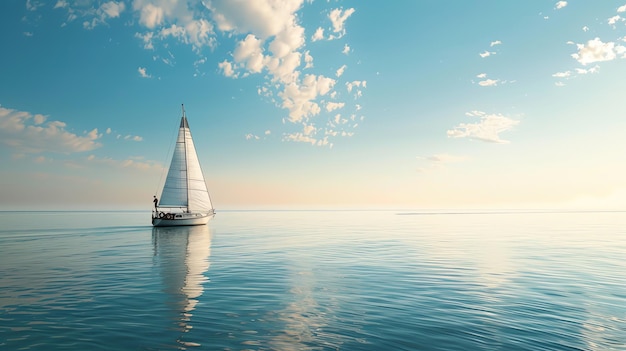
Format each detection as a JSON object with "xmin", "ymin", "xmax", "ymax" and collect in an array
[
  {"xmin": 207, "ymin": 0, "xmax": 304, "ymax": 39},
  {"xmin": 479, "ymin": 51, "xmax": 494, "ymax": 58},
  {"xmin": 342, "ymin": 44, "xmax": 351, "ymax": 55},
  {"xmin": 218, "ymin": 60, "xmax": 236, "ymax": 77},
  {"xmin": 478, "ymin": 79, "xmax": 499, "ymax": 87},
  {"xmin": 33, "ymin": 114, "xmax": 46, "ymax": 124},
  {"xmin": 54, "ymin": 0, "xmax": 68, "ymax": 9},
  {"xmin": 106, "ymin": 128, "xmax": 112, "ymax": 134},
  {"xmin": 101, "ymin": 1, "xmax": 125, "ymax": 18},
  {"xmin": 329, "ymin": 8, "xmax": 355, "ymax": 34},
  {"xmin": 552, "ymin": 71, "xmax": 571, "ymax": 78},
  {"xmin": 336, "ymin": 64, "xmax": 347, "ymax": 77},
  {"xmin": 311, "ymin": 27, "xmax": 324, "ymax": 41},
  {"xmin": 447, "ymin": 111, "xmax": 520, "ymax": 144},
  {"xmin": 130, "ymin": 0, "xmax": 216, "ymax": 51},
  {"xmin": 279, "ymin": 74, "xmax": 336, "ymax": 122},
  {"xmin": 555, "ymin": 1, "xmax": 567, "ymax": 10},
  {"xmin": 26, "ymin": 0, "xmax": 44, "ymax": 11},
  {"xmin": 619, "ymin": 5, "xmax": 626, "ymax": 13},
  {"xmin": 583, "ymin": 26, "xmax": 589, "ymax": 32},
  {"xmin": 571, "ymin": 37, "xmax": 626, "ymax": 65},
  {"xmin": 608, "ymin": 15, "xmax": 622, "ymax": 25},
  {"xmin": 133, "ymin": 1, "xmax": 168, "ymax": 29},
  {"xmin": 346, "ymin": 80, "xmax": 366, "ymax": 92},
  {"xmin": 476, "ymin": 73, "xmax": 487, "ymax": 78},
  {"xmin": 575, "ymin": 65, "xmax": 600, "ymax": 74},
  {"xmin": 83, "ymin": 1, "xmax": 126, "ymax": 29},
  {"xmin": 325, "ymin": 102, "xmax": 345, "ymax": 112},
  {"xmin": 135, "ymin": 32, "xmax": 154, "ymax": 50},
  {"xmin": 138, "ymin": 66, "xmax": 152, "ymax": 78},
  {"xmin": 0, "ymin": 106, "xmax": 102, "ymax": 154},
  {"xmin": 555, "ymin": 81, "xmax": 566, "ymax": 87},
  {"xmin": 490, "ymin": 40, "xmax": 502, "ymax": 47},
  {"xmin": 233, "ymin": 34, "xmax": 265, "ymax": 73},
  {"xmin": 304, "ymin": 50, "xmax": 313, "ymax": 69}
]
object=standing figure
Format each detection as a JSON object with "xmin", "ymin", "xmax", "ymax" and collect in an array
[{"xmin": 153, "ymin": 195, "xmax": 158, "ymax": 211}]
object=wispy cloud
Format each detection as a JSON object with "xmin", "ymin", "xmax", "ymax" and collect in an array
[
  {"xmin": 552, "ymin": 65, "xmax": 599, "ymax": 84},
  {"xmin": 552, "ymin": 71, "xmax": 571, "ymax": 78},
  {"xmin": 85, "ymin": 154, "xmax": 161, "ymax": 171},
  {"xmin": 447, "ymin": 111, "xmax": 520, "ymax": 144},
  {"xmin": 0, "ymin": 105, "xmax": 102, "ymax": 154},
  {"xmin": 555, "ymin": 1, "xmax": 568, "ymax": 10},
  {"xmin": 116, "ymin": 134, "xmax": 143, "ymax": 142},
  {"xmin": 479, "ymin": 40, "xmax": 502, "ymax": 58},
  {"xmin": 416, "ymin": 153, "xmax": 468, "ymax": 172}
]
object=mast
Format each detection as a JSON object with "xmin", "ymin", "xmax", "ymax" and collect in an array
[{"xmin": 182, "ymin": 104, "xmax": 189, "ymax": 212}]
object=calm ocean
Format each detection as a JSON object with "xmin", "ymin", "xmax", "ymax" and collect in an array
[{"xmin": 1, "ymin": 210, "xmax": 625, "ymax": 350}]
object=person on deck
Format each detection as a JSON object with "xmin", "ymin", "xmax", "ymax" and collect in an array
[{"xmin": 153, "ymin": 195, "xmax": 158, "ymax": 210}]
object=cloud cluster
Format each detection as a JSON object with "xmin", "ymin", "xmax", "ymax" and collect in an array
[
  {"xmin": 210, "ymin": 1, "xmax": 363, "ymax": 147},
  {"xmin": 40, "ymin": 1, "xmax": 365, "ymax": 147},
  {"xmin": 447, "ymin": 111, "xmax": 520, "ymax": 144},
  {"xmin": 0, "ymin": 105, "xmax": 102, "ymax": 154}
]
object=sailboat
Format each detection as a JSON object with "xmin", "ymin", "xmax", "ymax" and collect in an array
[{"xmin": 152, "ymin": 105, "xmax": 215, "ymax": 227}]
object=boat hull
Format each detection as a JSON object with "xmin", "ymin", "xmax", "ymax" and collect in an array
[{"xmin": 152, "ymin": 212, "xmax": 214, "ymax": 227}]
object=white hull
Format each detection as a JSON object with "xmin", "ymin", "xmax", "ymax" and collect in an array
[{"xmin": 152, "ymin": 212, "xmax": 214, "ymax": 227}]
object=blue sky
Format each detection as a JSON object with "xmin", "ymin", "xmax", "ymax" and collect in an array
[{"xmin": 1, "ymin": 0, "xmax": 626, "ymax": 210}]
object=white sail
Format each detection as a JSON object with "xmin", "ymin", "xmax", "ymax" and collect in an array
[{"xmin": 158, "ymin": 110, "xmax": 213, "ymax": 213}]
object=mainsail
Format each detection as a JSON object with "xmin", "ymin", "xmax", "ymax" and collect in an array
[{"xmin": 158, "ymin": 108, "xmax": 213, "ymax": 213}]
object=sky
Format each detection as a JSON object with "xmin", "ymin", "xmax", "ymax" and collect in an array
[{"xmin": 1, "ymin": 0, "xmax": 626, "ymax": 210}]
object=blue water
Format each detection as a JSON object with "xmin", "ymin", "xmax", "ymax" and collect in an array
[{"xmin": 1, "ymin": 210, "xmax": 625, "ymax": 350}]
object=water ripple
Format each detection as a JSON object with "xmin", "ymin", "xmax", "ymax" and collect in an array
[{"xmin": 1, "ymin": 211, "xmax": 626, "ymax": 350}]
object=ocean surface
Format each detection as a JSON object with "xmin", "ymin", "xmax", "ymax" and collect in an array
[{"xmin": 1, "ymin": 210, "xmax": 625, "ymax": 351}]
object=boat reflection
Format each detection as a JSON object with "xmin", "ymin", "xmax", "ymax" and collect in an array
[{"xmin": 152, "ymin": 225, "xmax": 211, "ymax": 347}]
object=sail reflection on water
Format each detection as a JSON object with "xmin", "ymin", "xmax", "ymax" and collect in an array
[{"xmin": 152, "ymin": 225, "xmax": 211, "ymax": 345}]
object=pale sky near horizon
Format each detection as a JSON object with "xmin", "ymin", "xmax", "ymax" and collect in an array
[{"xmin": 1, "ymin": 0, "xmax": 626, "ymax": 210}]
